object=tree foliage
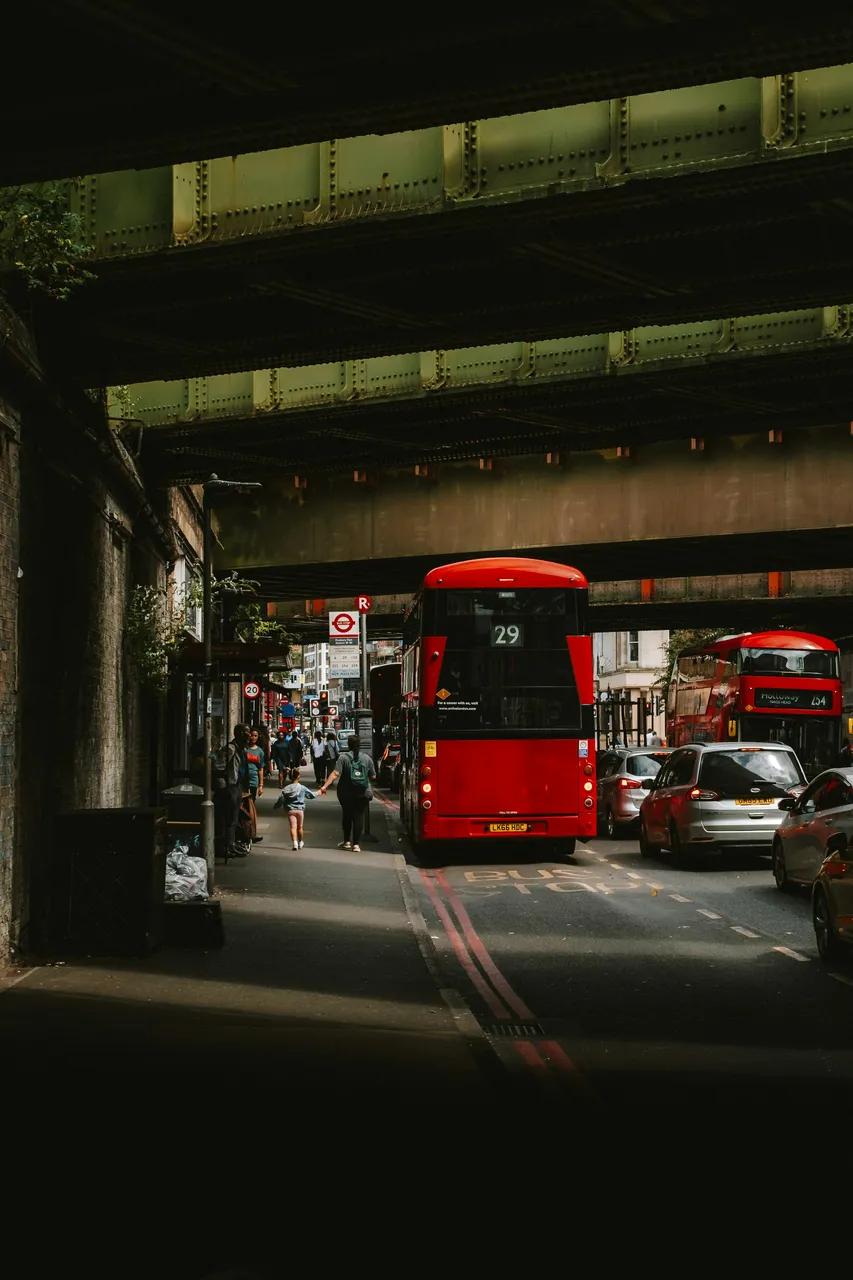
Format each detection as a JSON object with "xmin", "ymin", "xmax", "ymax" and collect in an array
[{"xmin": 0, "ymin": 181, "xmax": 94, "ymax": 299}]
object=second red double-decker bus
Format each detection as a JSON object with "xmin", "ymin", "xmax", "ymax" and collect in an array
[
  {"xmin": 667, "ymin": 630, "xmax": 842, "ymax": 777},
  {"xmin": 399, "ymin": 557, "xmax": 596, "ymax": 854}
]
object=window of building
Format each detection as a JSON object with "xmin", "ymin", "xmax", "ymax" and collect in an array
[{"xmin": 627, "ymin": 631, "xmax": 639, "ymax": 664}]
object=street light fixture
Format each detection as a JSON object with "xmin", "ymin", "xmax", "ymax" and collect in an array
[{"xmin": 202, "ymin": 474, "xmax": 262, "ymax": 888}]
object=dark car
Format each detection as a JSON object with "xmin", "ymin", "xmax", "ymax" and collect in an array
[
  {"xmin": 597, "ymin": 747, "xmax": 672, "ymax": 837},
  {"xmin": 378, "ymin": 742, "xmax": 401, "ymax": 788}
]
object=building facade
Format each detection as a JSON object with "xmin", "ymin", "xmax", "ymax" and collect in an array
[{"xmin": 593, "ymin": 629, "xmax": 669, "ymax": 746}]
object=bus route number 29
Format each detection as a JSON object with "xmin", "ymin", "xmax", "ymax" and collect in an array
[{"xmin": 491, "ymin": 623, "xmax": 524, "ymax": 647}]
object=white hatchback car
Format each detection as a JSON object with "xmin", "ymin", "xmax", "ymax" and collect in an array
[{"xmin": 772, "ymin": 767, "xmax": 853, "ymax": 892}]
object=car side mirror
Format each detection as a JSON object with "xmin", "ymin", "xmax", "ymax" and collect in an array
[
  {"xmin": 642, "ymin": 778, "xmax": 655, "ymax": 790},
  {"xmin": 777, "ymin": 797, "xmax": 796, "ymax": 811}
]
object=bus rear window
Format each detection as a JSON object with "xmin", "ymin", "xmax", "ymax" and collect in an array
[{"xmin": 434, "ymin": 648, "xmax": 581, "ymax": 733}]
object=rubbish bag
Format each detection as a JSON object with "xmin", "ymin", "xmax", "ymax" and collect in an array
[{"xmin": 164, "ymin": 840, "xmax": 208, "ymax": 901}]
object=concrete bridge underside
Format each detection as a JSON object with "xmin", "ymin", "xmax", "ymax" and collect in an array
[{"xmin": 215, "ymin": 427, "xmax": 853, "ymax": 600}]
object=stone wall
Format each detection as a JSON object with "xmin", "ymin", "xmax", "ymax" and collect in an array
[{"xmin": 0, "ymin": 394, "xmax": 21, "ymax": 962}]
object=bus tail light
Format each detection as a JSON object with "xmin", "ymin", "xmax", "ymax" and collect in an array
[
  {"xmin": 422, "ymin": 800, "xmax": 432, "ymax": 810},
  {"xmin": 421, "ymin": 782, "xmax": 432, "ymax": 793},
  {"xmin": 619, "ymin": 777, "xmax": 642, "ymax": 790},
  {"xmin": 583, "ymin": 797, "xmax": 594, "ymax": 809},
  {"xmin": 583, "ymin": 780, "xmax": 594, "ymax": 792},
  {"xmin": 582, "ymin": 763, "xmax": 594, "ymax": 776},
  {"xmin": 689, "ymin": 788, "xmax": 719, "ymax": 801},
  {"xmin": 420, "ymin": 765, "xmax": 432, "ymax": 778}
]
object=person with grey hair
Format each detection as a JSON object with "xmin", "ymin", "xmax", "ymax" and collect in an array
[{"xmin": 319, "ymin": 734, "xmax": 376, "ymax": 852}]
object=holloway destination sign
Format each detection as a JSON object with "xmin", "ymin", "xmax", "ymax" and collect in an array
[{"xmin": 754, "ymin": 688, "xmax": 832, "ymax": 711}]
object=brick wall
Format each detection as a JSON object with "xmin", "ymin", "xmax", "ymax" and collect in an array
[{"xmin": 0, "ymin": 394, "xmax": 20, "ymax": 962}]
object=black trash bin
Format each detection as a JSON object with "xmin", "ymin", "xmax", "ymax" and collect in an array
[
  {"xmin": 161, "ymin": 781, "xmax": 204, "ymax": 851},
  {"xmin": 50, "ymin": 808, "xmax": 167, "ymax": 956}
]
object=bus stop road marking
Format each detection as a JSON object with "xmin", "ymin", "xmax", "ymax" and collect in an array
[
  {"xmin": 670, "ymin": 894, "xmax": 692, "ymax": 903},
  {"xmin": 697, "ymin": 909, "xmax": 722, "ymax": 920},
  {"xmin": 731, "ymin": 926, "xmax": 761, "ymax": 938}
]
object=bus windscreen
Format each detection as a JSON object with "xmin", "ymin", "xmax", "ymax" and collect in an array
[{"xmin": 740, "ymin": 648, "xmax": 839, "ymax": 678}]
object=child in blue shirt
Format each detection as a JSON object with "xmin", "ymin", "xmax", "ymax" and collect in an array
[{"xmin": 277, "ymin": 767, "xmax": 317, "ymax": 850}]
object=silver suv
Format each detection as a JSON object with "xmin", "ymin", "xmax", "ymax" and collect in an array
[
  {"xmin": 639, "ymin": 741, "xmax": 806, "ymax": 865},
  {"xmin": 597, "ymin": 747, "xmax": 671, "ymax": 837}
]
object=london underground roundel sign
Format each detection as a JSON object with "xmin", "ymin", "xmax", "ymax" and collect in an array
[
  {"xmin": 243, "ymin": 680, "xmax": 260, "ymax": 699},
  {"xmin": 329, "ymin": 610, "xmax": 359, "ymax": 637}
]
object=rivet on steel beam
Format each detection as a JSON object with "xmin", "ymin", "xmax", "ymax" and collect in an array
[
  {"xmin": 690, "ymin": 437, "xmax": 705, "ymax": 451},
  {"xmin": 768, "ymin": 429, "xmax": 783, "ymax": 444}
]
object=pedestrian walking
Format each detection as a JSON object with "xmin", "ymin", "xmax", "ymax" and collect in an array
[
  {"xmin": 648, "ymin": 731, "xmax": 662, "ymax": 747},
  {"xmin": 271, "ymin": 730, "xmax": 291, "ymax": 787},
  {"xmin": 311, "ymin": 730, "xmax": 327, "ymax": 786},
  {"xmin": 257, "ymin": 721, "xmax": 272, "ymax": 778},
  {"xmin": 245, "ymin": 728, "xmax": 265, "ymax": 843},
  {"xmin": 213, "ymin": 723, "xmax": 251, "ymax": 860},
  {"xmin": 277, "ymin": 766, "xmax": 317, "ymax": 850},
  {"xmin": 324, "ymin": 731, "xmax": 340, "ymax": 785},
  {"xmin": 319, "ymin": 735, "xmax": 377, "ymax": 853}
]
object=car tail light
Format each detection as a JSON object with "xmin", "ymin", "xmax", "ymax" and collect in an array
[
  {"xmin": 619, "ymin": 777, "xmax": 642, "ymax": 790},
  {"xmin": 823, "ymin": 856, "xmax": 848, "ymax": 877},
  {"xmin": 689, "ymin": 787, "xmax": 719, "ymax": 801}
]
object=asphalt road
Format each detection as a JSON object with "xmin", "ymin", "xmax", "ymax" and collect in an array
[{"xmin": 387, "ymin": 797, "xmax": 853, "ymax": 1106}]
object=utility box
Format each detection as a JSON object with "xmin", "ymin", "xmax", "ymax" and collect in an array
[{"xmin": 49, "ymin": 808, "xmax": 168, "ymax": 956}]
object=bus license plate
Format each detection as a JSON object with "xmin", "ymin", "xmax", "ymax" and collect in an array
[
  {"xmin": 489, "ymin": 823, "xmax": 531, "ymax": 833},
  {"xmin": 734, "ymin": 798, "xmax": 775, "ymax": 805}
]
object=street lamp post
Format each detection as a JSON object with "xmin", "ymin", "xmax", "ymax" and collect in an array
[{"xmin": 201, "ymin": 474, "xmax": 261, "ymax": 889}]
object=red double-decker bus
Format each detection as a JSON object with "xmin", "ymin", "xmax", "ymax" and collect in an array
[
  {"xmin": 667, "ymin": 630, "xmax": 842, "ymax": 777},
  {"xmin": 399, "ymin": 557, "xmax": 596, "ymax": 854}
]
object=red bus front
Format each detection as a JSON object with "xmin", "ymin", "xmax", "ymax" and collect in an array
[
  {"xmin": 668, "ymin": 631, "xmax": 841, "ymax": 778},
  {"xmin": 400, "ymin": 558, "xmax": 596, "ymax": 854}
]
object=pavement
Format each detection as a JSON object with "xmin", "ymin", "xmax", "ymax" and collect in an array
[
  {"xmin": 0, "ymin": 781, "xmax": 504, "ymax": 1099},
  {"xmin": 4, "ymin": 774, "xmax": 853, "ymax": 1106}
]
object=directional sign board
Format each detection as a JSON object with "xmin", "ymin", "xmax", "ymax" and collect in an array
[
  {"xmin": 330, "ymin": 610, "xmax": 359, "ymax": 638},
  {"xmin": 329, "ymin": 645, "xmax": 361, "ymax": 677},
  {"xmin": 243, "ymin": 680, "xmax": 260, "ymax": 699}
]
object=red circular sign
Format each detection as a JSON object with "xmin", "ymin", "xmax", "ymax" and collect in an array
[
  {"xmin": 243, "ymin": 681, "xmax": 260, "ymax": 699},
  {"xmin": 355, "ymin": 595, "xmax": 373, "ymax": 614},
  {"xmin": 331, "ymin": 612, "xmax": 357, "ymax": 634}
]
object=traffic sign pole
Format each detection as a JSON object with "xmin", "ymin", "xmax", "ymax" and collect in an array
[{"xmin": 360, "ymin": 610, "xmax": 369, "ymax": 709}]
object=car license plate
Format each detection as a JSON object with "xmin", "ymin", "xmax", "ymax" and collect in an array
[
  {"xmin": 489, "ymin": 823, "xmax": 531, "ymax": 833},
  {"xmin": 734, "ymin": 798, "xmax": 775, "ymax": 805}
]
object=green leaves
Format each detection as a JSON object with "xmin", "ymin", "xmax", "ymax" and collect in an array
[{"xmin": 0, "ymin": 180, "xmax": 94, "ymax": 300}]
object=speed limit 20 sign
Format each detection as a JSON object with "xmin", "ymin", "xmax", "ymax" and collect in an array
[
  {"xmin": 329, "ymin": 610, "xmax": 359, "ymax": 637},
  {"xmin": 243, "ymin": 680, "xmax": 261, "ymax": 700}
]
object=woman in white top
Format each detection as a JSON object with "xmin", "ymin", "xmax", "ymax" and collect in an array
[{"xmin": 311, "ymin": 731, "xmax": 327, "ymax": 786}]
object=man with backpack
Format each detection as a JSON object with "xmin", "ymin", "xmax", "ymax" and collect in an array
[{"xmin": 319, "ymin": 734, "xmax": 377, "ymax": 852}]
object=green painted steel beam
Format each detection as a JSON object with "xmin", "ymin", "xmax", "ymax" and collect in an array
[
  {"xmin": 112, "ymin": 303, "xmax": 853, "ymax": 428},
  {"xmin": 76, "ymin": 63, "xmax": 853, "ymax": 259}
]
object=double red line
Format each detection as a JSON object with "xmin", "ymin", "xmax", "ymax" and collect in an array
[{"xmin": 419, "ymin": 867, "xmax": 592, "ymax": 1099}]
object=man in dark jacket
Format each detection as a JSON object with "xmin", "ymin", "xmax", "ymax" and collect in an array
[
  {"xmin": 213, "ymin": 723, "xmax": 250, "ymax": 858},
  {"xmin": 286, "ymin": 730, "xmax": 304, "ymax": 768}
]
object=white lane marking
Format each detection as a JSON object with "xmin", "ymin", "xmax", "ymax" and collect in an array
[
  {"xmin": 829, "ymin": 971, "xmax": 853, "ymax": 988},
  {"xmin": 670, "ymin": 894, "xmax": 692, "ymax": 903},
  {"xmin": 774, "ymin": 946, "xmax": 810, "ymax": 963},
  {"xmin": 646, "ymin": 882, "xmax": 665, "ymax": 890},
  {"xmin": 608, "ymin": 862, "xmax": 622, "ymax": 869},
  {"xmin": 731, "ymin": 926, "xmax": 761, "ymax": 939},
  {"xmin": 514, "ymin": 884, "xmax": 532, "ymax": 895},
  {"xmin": 626, "ymin": 872, "xmax": 642, "ymax": 880},
  {"xmin": 594, "ymin": 883, "xmax": 614, "ymax": 895},
  {"xmin": 595, "ymin": 856, "xmax": 607, "ymax": 863},
  {"xmin": 697, "ymin": 909, "xmax": 722, "ymax": 920}
]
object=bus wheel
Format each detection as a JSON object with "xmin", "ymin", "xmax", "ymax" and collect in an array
[{"xmin": 554, "ymin": 838, "xmax": 576, "ymax": 859}]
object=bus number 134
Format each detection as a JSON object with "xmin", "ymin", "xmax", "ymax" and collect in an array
[{"xmin": 491, "ymin": 623, "xmax": 524, "ymax": 647}]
